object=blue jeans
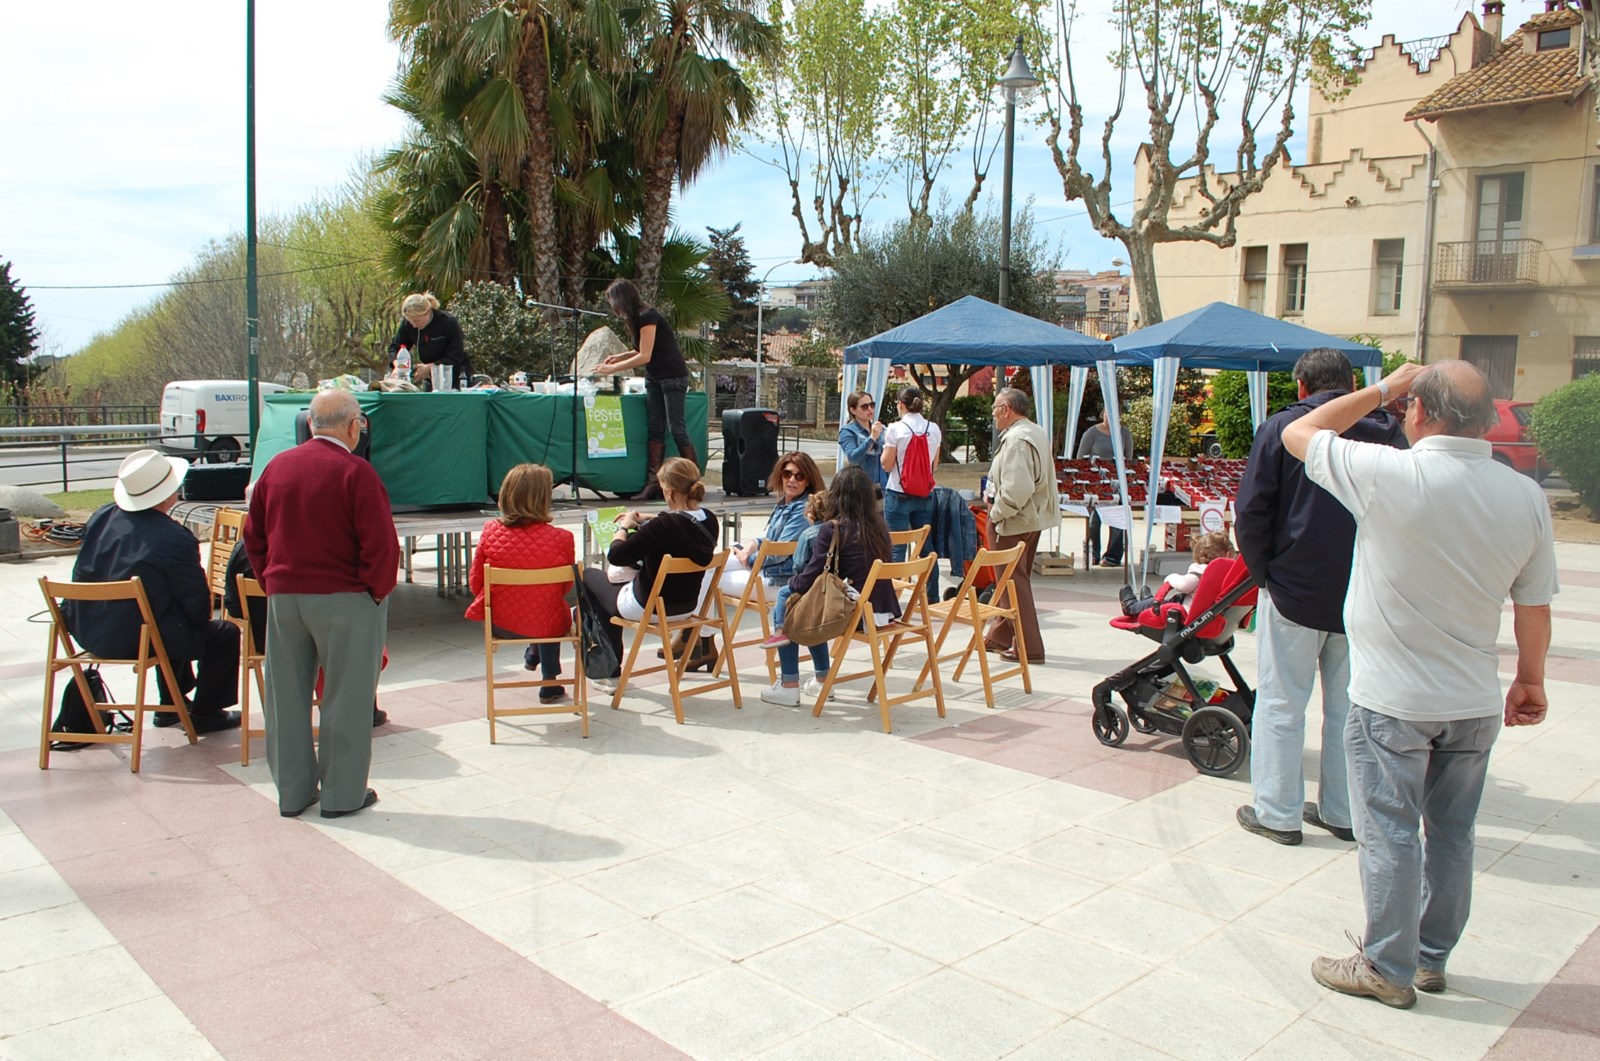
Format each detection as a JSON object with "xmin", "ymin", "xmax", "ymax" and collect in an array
[
  {"xmin": 645, "ymin": 375, "xmax": 694, "ymax": 455},
  {"xmin": 884, "ymin": 489, "xmax": 940, "ymax": 600},
  {"xmin": 1249, "ymin": 591, "xmax": 1353, "ymax": 832},
  {"xmin": 776, "ymin": 638, "xmax": 829, "ymax": 684},
  {"xmin": 1088, "ymin": 509, "xmax": 1124, "ymax": 564},
  {"xmin": 1346, "ymin": 705, "xmax": 1499, "ymax": 985},
  {"xmin": 771, "ymin": 584, "xmax": 793, "ymax": 627}
]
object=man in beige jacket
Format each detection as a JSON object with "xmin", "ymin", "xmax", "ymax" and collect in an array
[{"xmin": 982, "ymin": 387, "xmax": 1057, "ymax": 663}]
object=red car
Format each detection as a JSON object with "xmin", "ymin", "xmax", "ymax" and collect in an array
[{"xmin": 1485, "ymin": 400, "xmax": 1550, "ymax": 481}]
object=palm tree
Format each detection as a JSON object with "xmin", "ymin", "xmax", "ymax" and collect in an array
[{"xmin": 622, "ymin": 0, "xmax": 780, "ymax": 300}]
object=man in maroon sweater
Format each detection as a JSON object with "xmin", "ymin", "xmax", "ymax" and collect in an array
[{"xmin": 244, "ymin": 390, "xmax": 399, "ymax": 819}]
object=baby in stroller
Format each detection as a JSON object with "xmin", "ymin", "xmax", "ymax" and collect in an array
[{"xmin": 1119, "ymin": 530, "xmax": 1236, "ymax": 618}]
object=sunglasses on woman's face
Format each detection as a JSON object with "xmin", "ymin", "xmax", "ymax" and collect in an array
[
  {"xmin": 856, "ymin": 401, "xmax": 875, "ymax": 410},
  {"xmin": 781, "ymin": 469, "xmax": 805, "ymax": 481}
]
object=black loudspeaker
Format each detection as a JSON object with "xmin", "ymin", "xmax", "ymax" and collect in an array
[
  {"xmin": 293, "ymin": 409, "xmax": 371, "ymax": 459},
  {"xmin": 722, "ymin": 408, "xmax": 780, "ymax": 496},
  {"xmin": 181, "ymin": 464, "xmax": 251, "ymax": 502}
]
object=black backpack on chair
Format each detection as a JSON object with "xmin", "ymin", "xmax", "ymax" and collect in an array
[
  {"xmin": 571, "ymin": 566, "xmax": 621, "ymax": 680},
  {"xmin": 50, "ymin": 667, "xmax": 130, "ymax": 750}
]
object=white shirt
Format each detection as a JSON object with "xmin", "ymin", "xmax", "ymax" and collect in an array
[
  {"xmin": 882, "ymin": 413, "xmax": 941, "ymax": 495},
  {"xmin": 1305, "ymin": 430, "xmax": 1558, "ymax": 722}
]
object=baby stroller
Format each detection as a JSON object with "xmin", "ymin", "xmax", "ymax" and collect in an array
[{"xmin": 1089, "ymin": 556, "xmax": 1259, "ymax": 776}]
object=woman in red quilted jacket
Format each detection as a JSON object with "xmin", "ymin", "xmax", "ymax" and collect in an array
[{"xmin": 466, "ymin": 464, "xmax": 577, "ymax": 704}]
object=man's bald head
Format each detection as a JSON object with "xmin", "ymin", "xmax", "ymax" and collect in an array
[
  {"xmin": 1412, "ymin": 360, "xmax": 1497, "ymax": 438},
  {"xmin": 308, "ymin": 389, "xmax": 362, "ymax": 435}
]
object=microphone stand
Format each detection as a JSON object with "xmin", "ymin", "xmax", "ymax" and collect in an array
[{"xmin": 524, "ymin": 298, "xmax": 609, "ymax": 504}]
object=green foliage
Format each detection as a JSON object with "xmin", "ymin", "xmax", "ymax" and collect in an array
[
  {"xmin": 1121, "ymin": 393, "xmax": 1198, "ymax": 458},
  {"xmin": 946, "ymin": 394, "xmax": 994, "ymax": 462},
  {"xmin": 1208, "ymin": 370, "xmax": 1299, "ymax": 458},
  {"xmin": 446, "ymin": 281, "xmax": 553, "ymax": 383},
  {"xmin": 787, "ymin": 334, "xmax": 840, "ymax": 369},
  {"xmin": 705, "ymin": 224, "xmax": 759, "ymax": 359},
  {"xmin": 0, "ymin": 260, "xmax": 40, "ymax": 385},
  {"xmin": 1530, "ymin": 375, "xmax": 1600, "ymax": 515},
  {"xmin": 818, "ymin": 202, "xmax": 1058, "ymax": 455},
  {"xmin": 764, "ymin": 306, "xmax": 812, "ymax": 333}
]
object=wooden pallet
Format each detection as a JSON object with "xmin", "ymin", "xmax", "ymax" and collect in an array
[{"xmin": 1033, "ymin": 551, "xmax": 1075, "ymax": 576}]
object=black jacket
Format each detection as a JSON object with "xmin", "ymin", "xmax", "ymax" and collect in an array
[
  {"xmin": 606, "ymin": 508, "xmax": 718, "ymax": 614},
  {"xmin": 63, "ymin": 504, "xmax": 213, "ymax": 661},
  {"xmin": 789, "ymin": 520, "xmax": 901, "ymax": 620},
  {"xmin": 388, "ymin": 309, "xmax": 472, "ymax": 387},
  {"xmin": 1234, "ymin": 390, "xmax": 1407, "ymax": 633}
]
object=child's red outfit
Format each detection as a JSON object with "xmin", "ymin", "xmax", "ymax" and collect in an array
[{"xmin": 466, "ymin": 521, "xmax": 577, "ymax": 699}]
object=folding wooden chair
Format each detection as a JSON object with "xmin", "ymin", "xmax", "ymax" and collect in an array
[
  {"xmin": 208, "ymin": 507, "xmax": 247, "ymax": 610},
  {"xmin": 236, "ymin": 576, "xmax": 324, "ymax": 765},
  {"xmin": 913, "ymin": 543, "xmax": 1032, "ymax": 710},
  {"xmin": 888, "ymin": 526, "xmax": 929, "ymax": 561},
  {"xmin": 482, "ymin": 564, "xmax": 587, "ymax": 742},
  {"xmin": 611, "ymin": 551, "xmax": 742, "ymax": 724},
  {"xmin": 809, "ymin": 553, "xmax": 945, "ymax": 733},
  {"xmin": 38, "ymin": 576, "xmax": 198, "ymax": 773},
  {"xmin": 717, "ymin": 539, "xmax": 797, "ymax": 685}
]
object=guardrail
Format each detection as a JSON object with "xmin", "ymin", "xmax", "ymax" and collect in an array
[
  {"xmin": 1434, "ymin": 239, "xmax": 1542, "ymax": 287},
  {"xmin": 0, "ymin": 425, "xmax": 164, "ymax": 493}
]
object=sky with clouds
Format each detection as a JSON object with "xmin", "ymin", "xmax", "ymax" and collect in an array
[{"xmin": 4, "ymin": 0, "xmax": 1512, "ymax": 357}]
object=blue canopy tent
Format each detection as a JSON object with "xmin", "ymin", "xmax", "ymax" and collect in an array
[
  {"xmin": 1106, "ymin": 301, "xmax": 1387, "ymax": 586},
  {"xmin": 840, "ymin": 295, "xmax": 1114, "ymax": 476}
]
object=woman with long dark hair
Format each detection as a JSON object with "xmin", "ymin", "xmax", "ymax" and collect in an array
[
  {"xmin": 595, "ymin": 279, "xmax": 697, "ymax": 500},
  {"xmin": 760, "ymin": 466, "xmax": 901, "ymax": 706}
]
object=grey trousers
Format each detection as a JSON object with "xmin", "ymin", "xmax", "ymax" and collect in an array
[
  {"xmin": 263, "ymin": 592, "xmax": 388, "ymax": 815},
  {"xmin": 1346, "ymin": 704, "xmax": 1499, "ymax": 985}
]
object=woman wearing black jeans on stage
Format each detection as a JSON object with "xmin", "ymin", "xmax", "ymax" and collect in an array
[{"xmin": 596, "ymin": 279, "xmax": 697, "ymax": 501}]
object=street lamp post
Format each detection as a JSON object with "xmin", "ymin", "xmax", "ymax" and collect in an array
[
  {"xmin": 753, "ymin": 261, "xmax": 790, "ymax": 406},
  {"xmin": 997, "ymin": 34, "xmax": 1040, "ymax": 312}
]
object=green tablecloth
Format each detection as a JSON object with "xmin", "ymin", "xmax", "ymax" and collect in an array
[
  {"xmin": 254, "ymin": 389, "xmax": 708, "ymax": 504},
  {"xmin": 485, "ymin": 390, "xmax": 708, "ymax": 495}
]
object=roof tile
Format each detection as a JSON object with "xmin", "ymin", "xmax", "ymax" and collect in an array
[{"xmin": 1405, "ymin": 10, "xmax": 1588, "ymax": 120}]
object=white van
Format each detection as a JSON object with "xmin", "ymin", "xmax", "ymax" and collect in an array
[{"xmin": 158, "ymin": 380, "xmax": 289, "ymax": 463}]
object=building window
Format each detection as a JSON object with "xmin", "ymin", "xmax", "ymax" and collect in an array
[
  {"xmin": 1461, "ymin": 335, "xmax": 1518, "ymax": 400},
  {"xmin": 1576, "ymin": 337, "xmax": 1600, "ymax": 379},
  {"xmin": 1591, "ymin": 167, "xmax": 1600, "ymax": 245},
  {"xmin": 1241, "ymin": 247, "xmax": 1267, "ymax": 314},
  {"xmin": 1537, "ymin": 27, "xmax": 1572, "ymax": 51},
  {"xmin": 1281, "ymin": 244, "xmax": 1308, "ymax": 315},
  {"xmin": 1374, "ymin": 239, "xmax": 1404, "ymax": 316}
]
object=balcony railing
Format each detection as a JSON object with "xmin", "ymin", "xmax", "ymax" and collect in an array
[{"xmin": 1435, "ymin": 239, "xmax": 1542, "ymax": 287}]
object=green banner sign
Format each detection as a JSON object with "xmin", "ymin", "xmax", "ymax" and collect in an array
[{"xmin": 585, "ymin": 394, "xmax": 627, "ymax": 459}]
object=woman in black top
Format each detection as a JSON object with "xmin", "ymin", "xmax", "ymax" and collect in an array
[
  {"xmin": 389, "ymin": 292, "xmax": 472, "ymax": 390},
  {"xmin": 584, "ymin": 457, "xmax": 719, "ymax": 669},
  {"xmin": 596, "ymin": 279, "xmax": 697, "ymax": 500}
]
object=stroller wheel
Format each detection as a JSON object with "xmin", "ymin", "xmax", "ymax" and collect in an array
[
  {"xmin": 1092, "ymin": 702, "xmax": 1130, "ymax": 747},
  {"xmin": 1130, "ymin": 709, "xmax": 1160, "ymax": 734},
  {"xmin": 1181, "ymin": 705, "xmax": 1250, "ymax": 777}
]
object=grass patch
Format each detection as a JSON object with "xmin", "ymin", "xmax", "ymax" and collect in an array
[{"xmin": 44, "ymin": 488, "xmax": 114, "ymax": 516}]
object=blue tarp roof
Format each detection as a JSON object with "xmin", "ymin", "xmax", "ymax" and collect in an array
[
  {"xmin": 843, "ymin": 295, "xmax": 1114, "ymax": 366},
  {"xmin": 1111, "ymin": 302, "xmax": 1383, "ymax": 370}
]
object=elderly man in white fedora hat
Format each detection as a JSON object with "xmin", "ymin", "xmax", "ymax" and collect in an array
[{"xmin": 64, "ymin": 449, "xmax": 241, "ymax": 732}]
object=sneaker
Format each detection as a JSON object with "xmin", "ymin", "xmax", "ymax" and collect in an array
[
  {"xmin": 1312, "ymin": 939, "xmax": 1417, "ymax": 1009},
  {"xmin": 1414, "ymin": 967, "xmax": 1447, "ymax": 993},
  {"xmin": 804, "ymin": 677, "xmax": 835, "ymax": 702},
  {"xmin": 1304, "ymin": 801, "xmax": 1356, "ymax": 842},
  {"xmin": 1236, "ymin": 805, "xmax": 1303, "ymax": 845},
  {"xmin": 760, "ymin": 632, "xmax": 790, "ymax": 649},
  {"xmin": 760, "ymin": 682, "xmax": 801, "ymax": 707}
]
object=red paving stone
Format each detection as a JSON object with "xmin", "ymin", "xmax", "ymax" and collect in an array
[
  {"xmin": 0, "ymin": 746, "xmax": 680, "ymax": 1058},
  {"xmin": 1488, "ymin": 921, "xmax": 1600, "ymax": 1055}
]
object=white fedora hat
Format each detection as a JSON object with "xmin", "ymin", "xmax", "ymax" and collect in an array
[{"xmin": 114, "ymin": 449, "xmax": 189, "ymax": 512}]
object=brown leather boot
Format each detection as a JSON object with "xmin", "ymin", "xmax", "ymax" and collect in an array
[
  {"xmin": 638, "ymin": 441, "xmax": 665, "ymax": 501},
  {"xmin": 678, "ymin": 440, "xmax": 700, "ymax": 473},
  {"xmin": 685, "ymin": 636, "xmax": 717, "ymax": 673},
  {"xmin": 657, "ymin": 628, "xmax": 693, "ymax": 661}
]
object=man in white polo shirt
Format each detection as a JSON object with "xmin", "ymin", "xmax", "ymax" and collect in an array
[{"xmin": 1280, "ymin": 359, "xmax": 1556, "ymax": 1010}]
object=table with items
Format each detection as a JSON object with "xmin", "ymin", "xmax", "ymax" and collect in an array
[{"xmin": 1056, "ymin": 457, "xmax": 1249, "ymax": 563}]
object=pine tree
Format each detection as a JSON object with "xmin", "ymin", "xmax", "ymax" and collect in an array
[
  {"xmin": 705, "ymin": 225, "xmax": 759, "ymax": 360},
  {"xmin": 0, "ymin": 259, "xmax": 40, "ymax": 385}
]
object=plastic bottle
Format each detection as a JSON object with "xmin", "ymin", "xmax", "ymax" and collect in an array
[{"xmin": 395, "ymin": 345, "xmax": 411, "ymax": 382}]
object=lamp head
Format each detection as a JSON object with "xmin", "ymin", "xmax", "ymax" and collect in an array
[{"xmin": 999, "ymin": 36, "xmax": 1040, "ymax": 95}]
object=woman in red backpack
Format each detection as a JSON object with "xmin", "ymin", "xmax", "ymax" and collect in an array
[{"xmin": 880, "ymin": 385, "xmax": 943, "ymax": 599}]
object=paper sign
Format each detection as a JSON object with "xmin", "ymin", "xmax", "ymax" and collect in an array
[
  {"xmin": 1098, "ymin": 505, "xmax": 1133, "ymax": 530},
  {"xmin": 1198, "ymin": 500, "xmax": 1228, "ymax": 533},
  {"xmin": 584, "ymin": 394, "xmax": 627, "ymax": 459},
  {"xmin": 1149, "ymin": 505, "xmax": 1182, "ymax": 524},
  {"xmin": 587, "ymin": 506, "xmax": 626, "ymax": 563}
]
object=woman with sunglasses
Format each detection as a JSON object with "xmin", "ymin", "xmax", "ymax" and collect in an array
[
  {"xmin": 838, "ymin": 391, "xmax": 889, "ymax": 490},
  {"xmin": 719, "ymin": 451, "xmax": 823, "ymax": 598}
]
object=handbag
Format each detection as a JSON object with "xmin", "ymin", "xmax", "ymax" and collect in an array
[
  {"xmin": 49, "ymin": 666, "xmax": 130, "ymax": 751},
  {"xmin": 785, "ymin": 525, "xmax": 858, "ymax": 647},
  {"xmin": 572, "ymin": 565, "xmax": 622, "ymax": 680}
]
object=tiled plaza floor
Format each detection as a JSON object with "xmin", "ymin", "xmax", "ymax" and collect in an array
[{"xmin": 1, "ymin": 521, "xmax": 1596, "ymax": 1059}]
